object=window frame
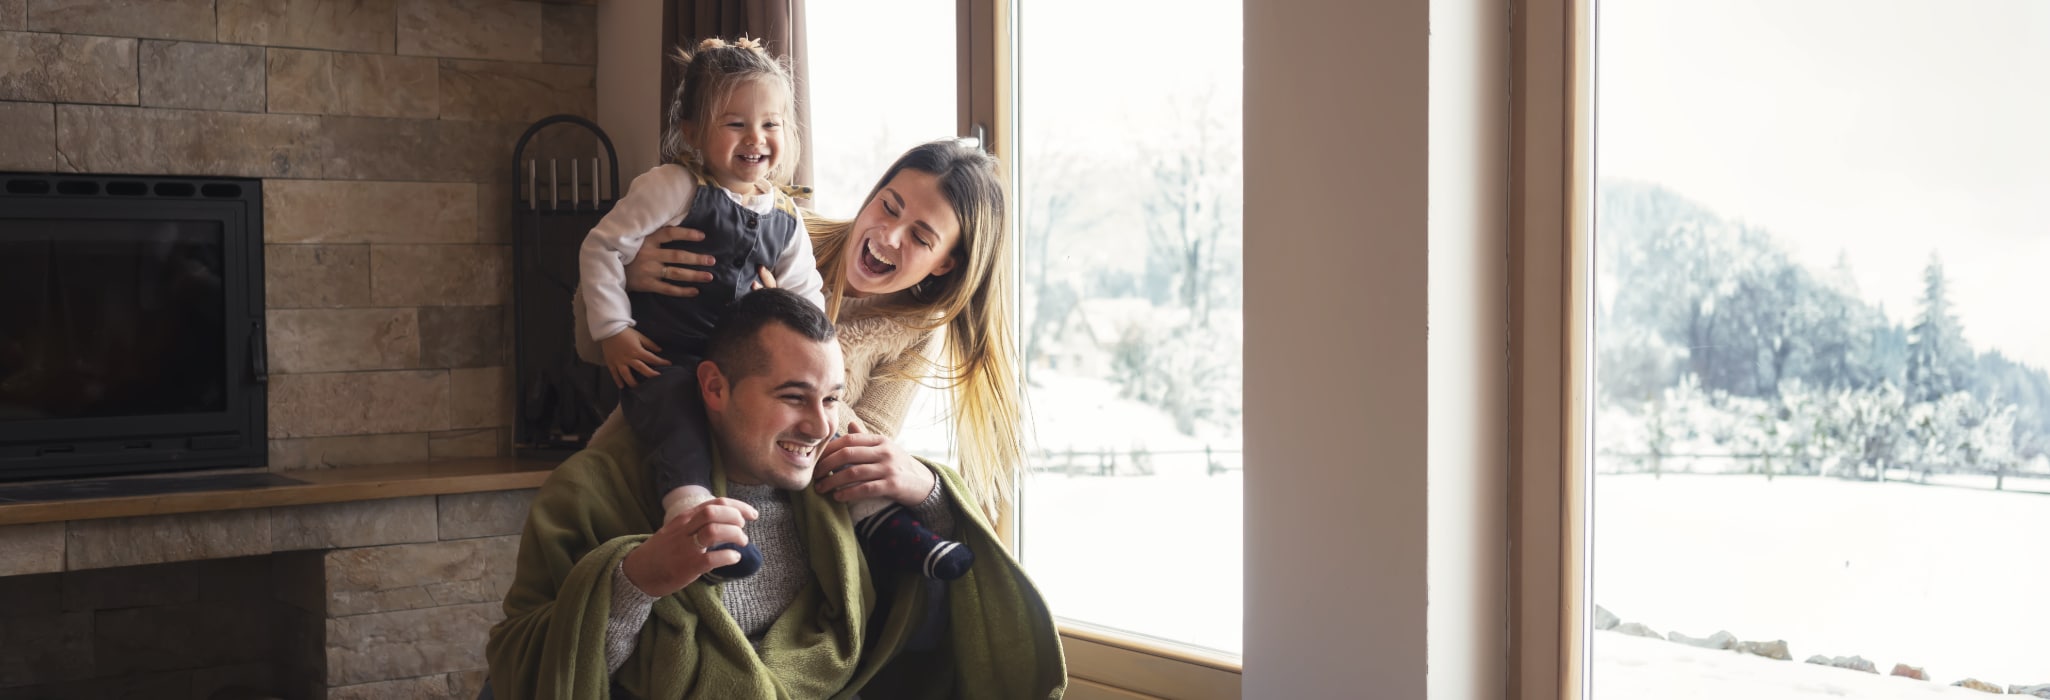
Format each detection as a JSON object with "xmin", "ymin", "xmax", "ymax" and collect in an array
[
  {"xmin": 957, "ymin": 0, "xmax": 1247, "ymax": 695},
  {"xmin": 959, "ymin": 0, "xmax": 1599, "ymax": 694},
  {"xmin": 1509, "ymin": 0, "xmax": 1593, "ymax": 697}
]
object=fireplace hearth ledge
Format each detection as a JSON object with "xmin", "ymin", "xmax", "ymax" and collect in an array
[{"xmin": 0, "ymin": 458, "xmax": 555, "ymax": 577}]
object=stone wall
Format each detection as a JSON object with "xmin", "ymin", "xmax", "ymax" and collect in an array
[
  {"xmin": 0, "ymin": 0, "xmax": 600, "ymax": 469},
  {"xmin": 0, "ymin": 489, "xmax": 536, "ymax": 699}
]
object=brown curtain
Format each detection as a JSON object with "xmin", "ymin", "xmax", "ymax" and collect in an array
[{"xmin": 662, "ymin": 0, "xmax": 814, "ymax": 190}]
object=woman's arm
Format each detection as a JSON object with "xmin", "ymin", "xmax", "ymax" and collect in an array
[
  {"xmin": 574, "ymin": 228, "xmax": 716, "ymax": 366},
  {"xmin": 769, "ymin": 219, "xmax": 826, "ymax": 311},
  {"xmin": 847, "ymin": 327, "xmax": 942, "ymax": 438},
  {"xmin": 578, "ymin": 166, "xmax": 696, "ymax": 342}
]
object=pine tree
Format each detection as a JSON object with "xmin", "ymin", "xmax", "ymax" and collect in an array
[{"xmin": 1906, "ymin": 254, "xmax": 1974, "ymax": 403}]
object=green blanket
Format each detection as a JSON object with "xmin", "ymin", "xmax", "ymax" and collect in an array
[{"xmin": 486, "ymin": 428, "xmax": 1066, "ymax": 699}]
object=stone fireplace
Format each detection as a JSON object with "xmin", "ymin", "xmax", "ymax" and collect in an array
[
  {"xmin": 0, "ymin": 489, "xmax": 535, "ymax": 698},
  {"xmin": 0, "ymin": 0, "xmax": 598, "ymax": 696}
]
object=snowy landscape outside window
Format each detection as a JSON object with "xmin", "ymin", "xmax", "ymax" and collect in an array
[
  {"xmin": 808, "ymin": 0, "xmax": 1243, "ymax": 656},
  {"xmin": 1591, "ymin": 2, "xmax": 2050, "ymax": 697},
  {"xmin": 1012, "ymin": 0, "xmax": 1244, "ymax": 656}
]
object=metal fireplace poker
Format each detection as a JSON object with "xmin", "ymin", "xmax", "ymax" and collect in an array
[{"xmin": 509, "ymin": 115, "xmax": 622, "ymax": 459}]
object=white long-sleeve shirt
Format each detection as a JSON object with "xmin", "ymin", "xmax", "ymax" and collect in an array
[{"xmin": 578, "ymin": 164, "xmax": 825, "ymax": 343}]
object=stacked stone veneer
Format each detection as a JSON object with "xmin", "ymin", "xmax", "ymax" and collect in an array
[
  {"xmin": 0, "ymin": 489, "xmax": 537, "ymax": 698},
  {"xmin": 0, "ymin": 0, "xmax": 601, "ymax": 468},
  {"xmin": 1, "ymin": 1, "xmax": 596, "ymax": 695}
]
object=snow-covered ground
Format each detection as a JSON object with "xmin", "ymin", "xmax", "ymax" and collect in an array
[
  {"xmin": 1016, "ymin": 373, "xmax": 1243, "ymax": 655},
  {"xmin": 1595, "ymin": 473, "xmax": 2050, "ymax": 688},
  {"xmin": 901, "ymin": 372, "xmax": 1245, "ymax": 655},
  {"xmin": 1595, "ymin": 630, "xmax": 2010, "ymax": 699},
  {"xmin": 1896, "ymin": 471, "xmax": 2050, "ymax": 495},
  {"xmin": 1022, "ymin": 469, "xmax": 1243, "ymax": 654}
]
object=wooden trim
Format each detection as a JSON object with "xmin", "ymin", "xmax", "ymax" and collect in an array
[
  {"xmin": 0, "ymin": 458, "xmax": 555, "ymax": 527},
  {"xmin": 1508, "ymin": 0, "xmax": 1586, "ymax": 698},
  {"xmin": 1059, "ymin": 621, "xmax": 1242, "ymax": 673},
  {"xmin": 960, "ymin": 0, "xmax": 1022, "ymax": 549},
  {"xmin": 1061, "ymin": 622, "xmax": 1242, "ymax": 700},
  {"xmin": 1067, "ymin": 677, "xmax": 1163, "ymax": 700},
  {"xmin": 958, "ymin": 0, "xmax": 1011, "ymax": 158},
  {"xmin": 1562, "ymin": 0, "xmax": 1594, "ymax": 693}
]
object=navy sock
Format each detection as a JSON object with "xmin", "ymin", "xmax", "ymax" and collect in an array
[
  {"xmin": 704, "ymin": 542, "xmax": 762, "ymax": 582},
  {"xmin": 857, "ymin": 504, "xmax": 974, "ymax": 580}
]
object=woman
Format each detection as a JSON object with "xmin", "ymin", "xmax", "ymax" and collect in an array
[{"xmin": 577, "ymin": 139, "xmax": 1024, "ymax": 522}]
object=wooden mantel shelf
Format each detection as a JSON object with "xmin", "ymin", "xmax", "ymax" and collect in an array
[{"xmin": 0, "ymin": 458, "xmax": 560, "ymax": 527}]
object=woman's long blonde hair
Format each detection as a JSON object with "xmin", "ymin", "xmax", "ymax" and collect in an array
[{"xmin": 809, "ymin": 140, "xmax": 1023, "ymax": 520}]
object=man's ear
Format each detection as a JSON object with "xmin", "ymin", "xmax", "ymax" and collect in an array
[{"xmin": 698, "ymin": 359, "xmax": 729, "ymax": 411}]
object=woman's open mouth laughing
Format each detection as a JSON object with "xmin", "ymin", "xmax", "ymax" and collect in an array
[{"xmin": 860, "ymin": 239, "xmax": 897, "ymax": 276}]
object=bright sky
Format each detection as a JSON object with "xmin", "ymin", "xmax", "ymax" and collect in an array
[
  {"xmin": 804, "ymin": 0, "xmax": 958, "ymax": 218},
  {"xmin": 1599, "ymin": 0, "xmax": 2050, "ymax": 369},
  {"xmin": 805, "ymin": 0, "xmax": 1242, "ymax": 213}
]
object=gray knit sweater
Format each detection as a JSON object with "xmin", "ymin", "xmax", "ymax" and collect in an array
[{"xmin": 604, "ymin": 475, "xmax": 956, "ymax": 672}]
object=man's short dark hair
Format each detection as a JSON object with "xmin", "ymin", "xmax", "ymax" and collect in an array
[{"xmin": 704, "ymin": 288, "xmax": 837, "ymax": 382}]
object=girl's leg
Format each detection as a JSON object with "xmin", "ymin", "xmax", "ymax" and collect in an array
[
  {"xmin": 851, "ymin": 498, "xmax": 974, "ymax": 581},
  {"xmin": 621, "ymin": 364, "xmax": 762, "ymax": 581}
]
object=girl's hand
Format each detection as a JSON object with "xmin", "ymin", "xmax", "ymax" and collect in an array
[
  {"xmin": 751, "ymin": 266, "xmax": 778, "ymax": 291},
  {"xmin": 600, "ymin": 328, "xmax": 669, "ymax": 388},
  {"xmin": 625, "ymin": 227, "xmax": 716, "ymax": 297},
  {"xmin": 813, "ymin": 423, "xmax": 936, "ymax": 507}
]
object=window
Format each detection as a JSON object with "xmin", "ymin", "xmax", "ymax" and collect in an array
[
  {"xmin": 804, "ymin": 0, "xmax": 960, "ymax": 459},
  {"xmin": 1587, "ymin": 2, "xmax": 2050, "ymax": 697},
  {"xmin": 1011, "ymin": 0, "xmax": 1244, "ymax": 660},
  {"xmin": 804, "ymin": 0, "xmax": 959, "ymax": 221},
  {"xmin": 810, "ymin": 1, "xmax": 1245, "ymax": 692}
]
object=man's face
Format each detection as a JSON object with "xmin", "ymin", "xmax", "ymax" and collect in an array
[{"xmin": 701, "ymin": 323, "xmax": 845, "ymax": 491}]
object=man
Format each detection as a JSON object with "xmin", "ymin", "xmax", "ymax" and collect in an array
[{"xmin": 487, "ymin": 289, "xmax": 1064, "ymax": 699}]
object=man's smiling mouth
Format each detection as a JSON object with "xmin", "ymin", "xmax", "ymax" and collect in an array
[{"xmin": 777, "ymin": 440, "xmax": 816, "ymax": 459}]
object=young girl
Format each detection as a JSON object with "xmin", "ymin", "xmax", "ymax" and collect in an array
[{"xmin": 578, "ymin": 38, "xmax": 972, "ymax": 582}]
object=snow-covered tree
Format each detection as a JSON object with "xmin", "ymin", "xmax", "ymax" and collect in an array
[
  {"xmin": 1018, "ymin": 144, "xmax": 1101, "ymax": 371},
  {"xmin": 1835, "ymin": 382, "xmax": 1909, "ymax": 481},
  {"xmin": 1906, "ymin": 254, "xmax": 1975, "ymax": 403},
  {"xmin": 1141, "ymin": 88, "xmax": 1240, "ymax": 328}
]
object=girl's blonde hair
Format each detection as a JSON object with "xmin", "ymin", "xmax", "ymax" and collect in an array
[
  {"xmin": 661, "ymin": 37, "xmax": 802, "ymax": 185},
  {"xmin": 810, "ymin": 140, "xmax": 1023, "ymax": 520}
]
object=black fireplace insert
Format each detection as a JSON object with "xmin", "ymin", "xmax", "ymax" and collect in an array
[{"xmin": 0, "ymin": 173, "xmax": 267, "ymax": 481}]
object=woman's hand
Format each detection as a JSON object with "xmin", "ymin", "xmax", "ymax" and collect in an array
[
  {"xmin": 600, "ymin": 328, "xmax": 669, "ymax": 388},
  {"xmin": 624, "ymin": 227, "xmax": 716, "ymax": 297},
  {"xmin": 812, "ymin": 423, "xmax": 936, "ymax": 507}
]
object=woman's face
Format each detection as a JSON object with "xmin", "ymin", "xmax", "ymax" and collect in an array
[{"xmin": 840, "ymin": 169, "xmax": 963, "ymax": 298}]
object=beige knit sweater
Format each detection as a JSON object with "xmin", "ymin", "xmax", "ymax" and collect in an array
[{"xmin": 830, "ymin": 293, "xmax": 943, "ymax": 437}]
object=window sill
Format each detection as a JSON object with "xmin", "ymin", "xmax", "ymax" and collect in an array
[{"xmin": 1060, "ymin": 619, "xmax": 1242, "ymax": 700}]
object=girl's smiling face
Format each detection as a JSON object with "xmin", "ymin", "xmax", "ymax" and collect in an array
[
  {"xmin": 841, "ymin": 169, "xmax": 962, "ymax": 297},
  {"xmin": 687, "ymin": 79, "xmax": 787, "ymax": 193}
]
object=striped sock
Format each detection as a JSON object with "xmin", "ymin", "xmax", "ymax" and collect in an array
[{"xmin": 857, "ymin": 504, "xmax": 974, "ymax": 580}]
